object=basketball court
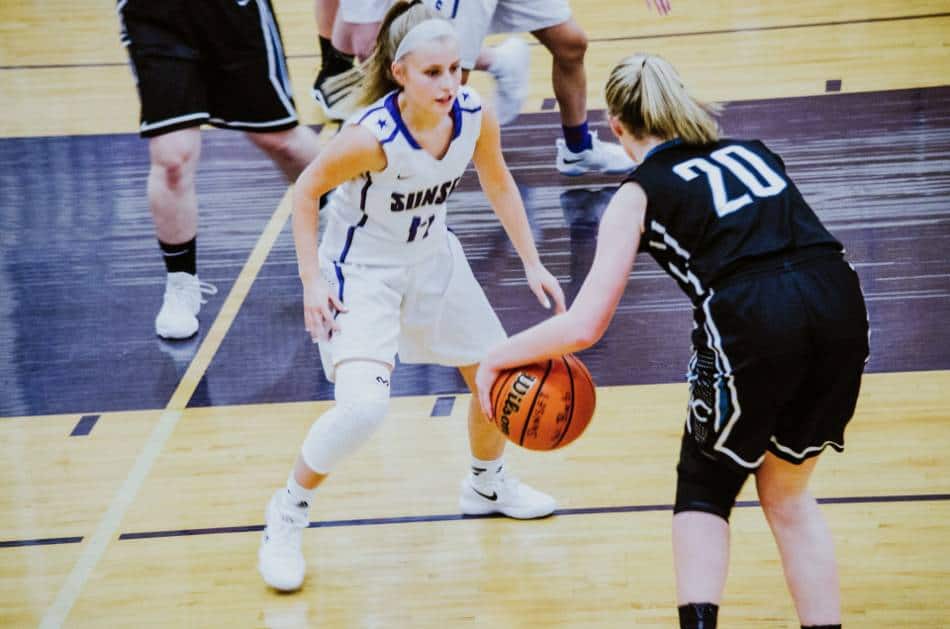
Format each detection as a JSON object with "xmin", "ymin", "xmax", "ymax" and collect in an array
[{"xmin": 1, "ymin": 1, "xmax": 949, "ymax": 626}]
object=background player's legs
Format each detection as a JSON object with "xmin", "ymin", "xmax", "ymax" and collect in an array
[
  {"xmin": 457, "ymin": 364, "xmax": 556, "ymax": 519},
  {"xmin": 531, "ymin": 19, "xmax": 587, "ymax": 128},
  {"xmin": 673, "ymin": 512, "xmax": 730, "ymax": 605},
  {"xmin": 148, "ymin": 128, "xmax": 201, "ymax": 245},
  {"xmin": 532, "ymin": 19, "xmax": 634, "ymax": 175},
  {"xmin": 148, "ymin": 128, "xmax": 213, "ymax": 340},
  {"xmin": 312, "ymin": 0, "xmax": 359, "ymax": 120},
  {"xmin": 313, "ymin": 16, "xmax": 378, "ymax": 120},
  {"xmin": 244, "ymin": 126, "xmax": 321, "ymax": 182},
  {"xmin": 332, "ymin": 20, "xmax": 380, "ymax": 61},
  {"xmin": 755, "ymin": 452, "xmax": 841, "ymax": 626},
  {"xmin": 315, "ymin": 0, "xmax": 338, "ymax": 40}
]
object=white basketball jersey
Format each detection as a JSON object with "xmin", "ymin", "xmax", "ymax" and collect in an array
[{"xmin": 320, "ymin": 86, "xmax": 483, "ymax": 266}]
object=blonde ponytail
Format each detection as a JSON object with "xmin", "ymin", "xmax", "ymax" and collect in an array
[
  {"xmin": 605, "ymin": 53, "xmax": 720, "ymax": 145},
  {"xmin": 358, "ymin": 1, "xmax": 440, "ymax": 106}
]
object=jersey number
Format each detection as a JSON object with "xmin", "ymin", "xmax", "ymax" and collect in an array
[
  {"xmin": 672, "ymin": 145, "xmax": 787, "ymax": 217},
  {"xmin": 407, "ymin": 214, "xmax": 435, "ymax": 242}
]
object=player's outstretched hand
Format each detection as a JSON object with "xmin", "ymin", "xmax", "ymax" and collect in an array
[
  {"xmin": 302, "ymin": 275, "xmax": 347, "ymax": 343},
  {"xmin": 646, "ymin": 0, "xmax": 672, "ymax": 15},
  {"xmin": 524, "ymin": 262, "xmax": 566, "ymax": 313}
]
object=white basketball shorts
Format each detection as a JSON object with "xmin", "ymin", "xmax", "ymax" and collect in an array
[
  {"xmin": 339, "ymin": 0, "xmax": 391, "ymax": 24},
  {"xmin": 424, "ymin": 0, "xmax": 572, "ymax": 69},
  {"xmin": 317, "ymin": 232, "xmax": 507, "ymax": 381}
]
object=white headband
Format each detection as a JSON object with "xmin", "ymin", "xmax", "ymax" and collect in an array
[{"xmin": 393, "ymin": 18, "xmax": 457, "ymax": 61}]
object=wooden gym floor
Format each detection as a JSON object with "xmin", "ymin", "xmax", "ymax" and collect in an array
[{"xmin": 1, "ymin": 1, "xmax": 949, "ymax": 627}]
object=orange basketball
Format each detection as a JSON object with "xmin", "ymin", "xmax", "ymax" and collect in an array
[{"xmin": 489, "ymin": 354, "xmax": 596, "ymax": 451}]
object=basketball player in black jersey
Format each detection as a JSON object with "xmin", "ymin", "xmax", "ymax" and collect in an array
[{"xmin": 475, "ymin": 53, "xmax": 868, "ymax": 629}]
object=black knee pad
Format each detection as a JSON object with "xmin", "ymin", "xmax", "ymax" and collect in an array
[{"xmin": 674, "ymin": 433, "xmax": 749, "ymax": 521}]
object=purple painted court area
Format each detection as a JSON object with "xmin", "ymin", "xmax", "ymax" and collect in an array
[
  {"xmin": 193, "ymin": 86, "xmax": 950, "ymax": 407},
  {"xmin": 0, "ymin": 86, "xmax": 948, "ymax": 416}
]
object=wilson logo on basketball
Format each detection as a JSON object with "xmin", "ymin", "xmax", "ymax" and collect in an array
[
  {"xmin": 491, "ymin": 355, "xmax": 595, "ymax": 451},
  {"xmin": 499, "ymin": 373, "xmax": 538, "ymax": 435}
]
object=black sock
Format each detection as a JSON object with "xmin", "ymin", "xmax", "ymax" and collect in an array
[
  {"xmin": 318, "ymin": 36, "xmax": 354, "ymax": 79},
  {"xmin": 802, "ymin": 625, "xmax": 841, "ymax": 629},
  {"xmin": 678, "ymin": 603, "xmax": 718, "ymax": 629},
  {"xmin": 159, "ymin": 237, "xmax": 196, "ymax": 275}
]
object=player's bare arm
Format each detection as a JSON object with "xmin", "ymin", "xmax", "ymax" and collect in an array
[
  {"xmin": 475, "ymin": 182, "xmax": 645, "ymax": 416},
  {"xmin": 472, "ymin": 101, "xmax": 566, "ymax": 313},
  {"xmin": 292, "ymin": 125, "xmax": 386, "ymax": 341}
]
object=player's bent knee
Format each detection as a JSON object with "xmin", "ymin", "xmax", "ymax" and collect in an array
[
  {"xmin": 149, "ymin": 131, "xmax": 200, "ymax": 184},
  {"xmin": 300, "ymin": 361, "xmax": 392, "ymax": 474},
  {"xmin": 673, "ymin": 438, "xmax": 749, "ymax": 522},
  {"xmin": 550, "ymin": 25, "xmax": 588, "ymax": 64}
]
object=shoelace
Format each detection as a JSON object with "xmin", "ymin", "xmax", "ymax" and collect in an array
[
  {"xmin": 267, "ymin": 511, "xmax": 304, "ymax": 554},
  {"xmin": 197, "ymin": 280, "xmax": 217, "ymax": 305}
]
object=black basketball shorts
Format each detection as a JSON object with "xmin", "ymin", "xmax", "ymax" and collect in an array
[
  {"xmin": 118, "ymin": 0, "xmax": 299, "ymax": 137},
  {"xmin": 684, "ymin": 253, "xmax": 869, "ymax": 471}
]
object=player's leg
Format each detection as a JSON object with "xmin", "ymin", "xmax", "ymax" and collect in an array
[
  {"xmin": 317, "ymin": 0, "xmax": 389, "ymax": 120},
  {"xmin": 147, "ymin": 129, "xmax": 200, "ymax": 253},
  {"xmin": 396, "ymin": 232, "xmax": 555, "ymax": 519},
  {"xmin": 531, "ymin": 18, "xmax": 587, "ymax": 128},
  {"xmin": 120, "ymin": 0, "xmax": 218, "ymax": 339},
  {"xmin": 672, "ymin": 432, "xmax": 749, "ymax": 628},
  {"xmin": 332, "ymin": 18, "xmax": 381, "ymax": 61},
  {"xmin": 315, "ymin": 0, "xmax": 338, "ymax": 41},
  {"xmin": 313, "ymin": 0, "xmax": 363, "ymax": 120},
  {"xmin": 245, "ymin": 126, "xmax": 321, "ymax": 182},
  {"xmin": 457, "ymin": 364, "xmax": 556, "ymax": 519},
  {"xmin": 673, "ymin": 511, "xmax": 730, "ymax": 625},
  {"xmin": 533, "ymin": 18, "xmax": 635, "ymax": 175},
  {"xmin": 146, "ymin": 128, "xmax": 217, "ymax": 339},
  {"xmin": 259, "ymin": 358, "xmax": 393, "ymax": 592},
  {"xmin": 530, "ymin": 14, "xmax": 635, "ymax": 174},
  {"xmin": 259, "ymin": 259, "xmax": 402, "ymax": 591},
  {"xmin": 755, "ymin": 453, "xmax": 841, "ymax": 627},
  {"xmin": 458, "ymin": 364, "xmax": 506, "ymax": 463},
  {"xmin": 671, "ymin": 279, "xmax": 787, "ymax": 627},
  {"xmin": 754, "ymin": 257, "xmax": 867, "ymax": 628}
]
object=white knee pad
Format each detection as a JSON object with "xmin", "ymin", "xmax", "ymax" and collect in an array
[{"xmin": 300, "ymin": 361, "xmax": 392, "ymax": 474}]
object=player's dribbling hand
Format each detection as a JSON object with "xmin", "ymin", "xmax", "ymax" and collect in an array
[
  {"xmin": 523, "ymin": 262, "xmax": 566, "ymax": 313},
  {"xmin": 475, "ymin": 358, "xmax": 501, "ymax": 420},
  {"xmin": 302, "ymin": 276, "xmax": 347, "ymax": 342}
]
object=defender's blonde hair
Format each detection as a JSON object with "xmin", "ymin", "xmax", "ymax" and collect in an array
[
  {"xmin": 359, "ymin": 1, "xmax": 441, "ymax": 105},
  {"xmin": 605, "ymin": 53, "xmax": 720, "ymax": 145}
]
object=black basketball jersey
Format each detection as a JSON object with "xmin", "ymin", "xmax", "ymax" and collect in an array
[{"xmin": 623, "ymin": 138, "xmax": 842, "ymax": 305}]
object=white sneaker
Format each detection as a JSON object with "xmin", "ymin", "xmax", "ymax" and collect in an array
[
  {"xmin": 556, "ymin": 130, "xmax": 636, "ymax": 176},
  {"xmin": 312, "ymin": 66, "xmax": 364, "ymax": 122},
  {"xmin": 488, "ymin": 37, "xmax": 530, "ymax": 125},
  {"xmin": 459, "ymin": 472, "xmax": 557, "ymax": 519},
  {"xmin": 154, "ymin": 272, "xmax": 217, "ymax": 340},
  {"xmin": 258, "ymin": 490, "xmax": 308, "ymax": 592}
]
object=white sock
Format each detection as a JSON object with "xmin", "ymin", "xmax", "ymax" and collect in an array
[
  {"xmin": 283, "ymin": 472, "xmax": 316, "ymax": 513},
  {"xmin": 471, "ymin": 456, "xmax": 505, "ymax": 486}
]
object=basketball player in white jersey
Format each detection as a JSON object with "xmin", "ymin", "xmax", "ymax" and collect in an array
[{"xmin": 259, "ymin": 2, "xmax": 566, "ymax": 592}]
